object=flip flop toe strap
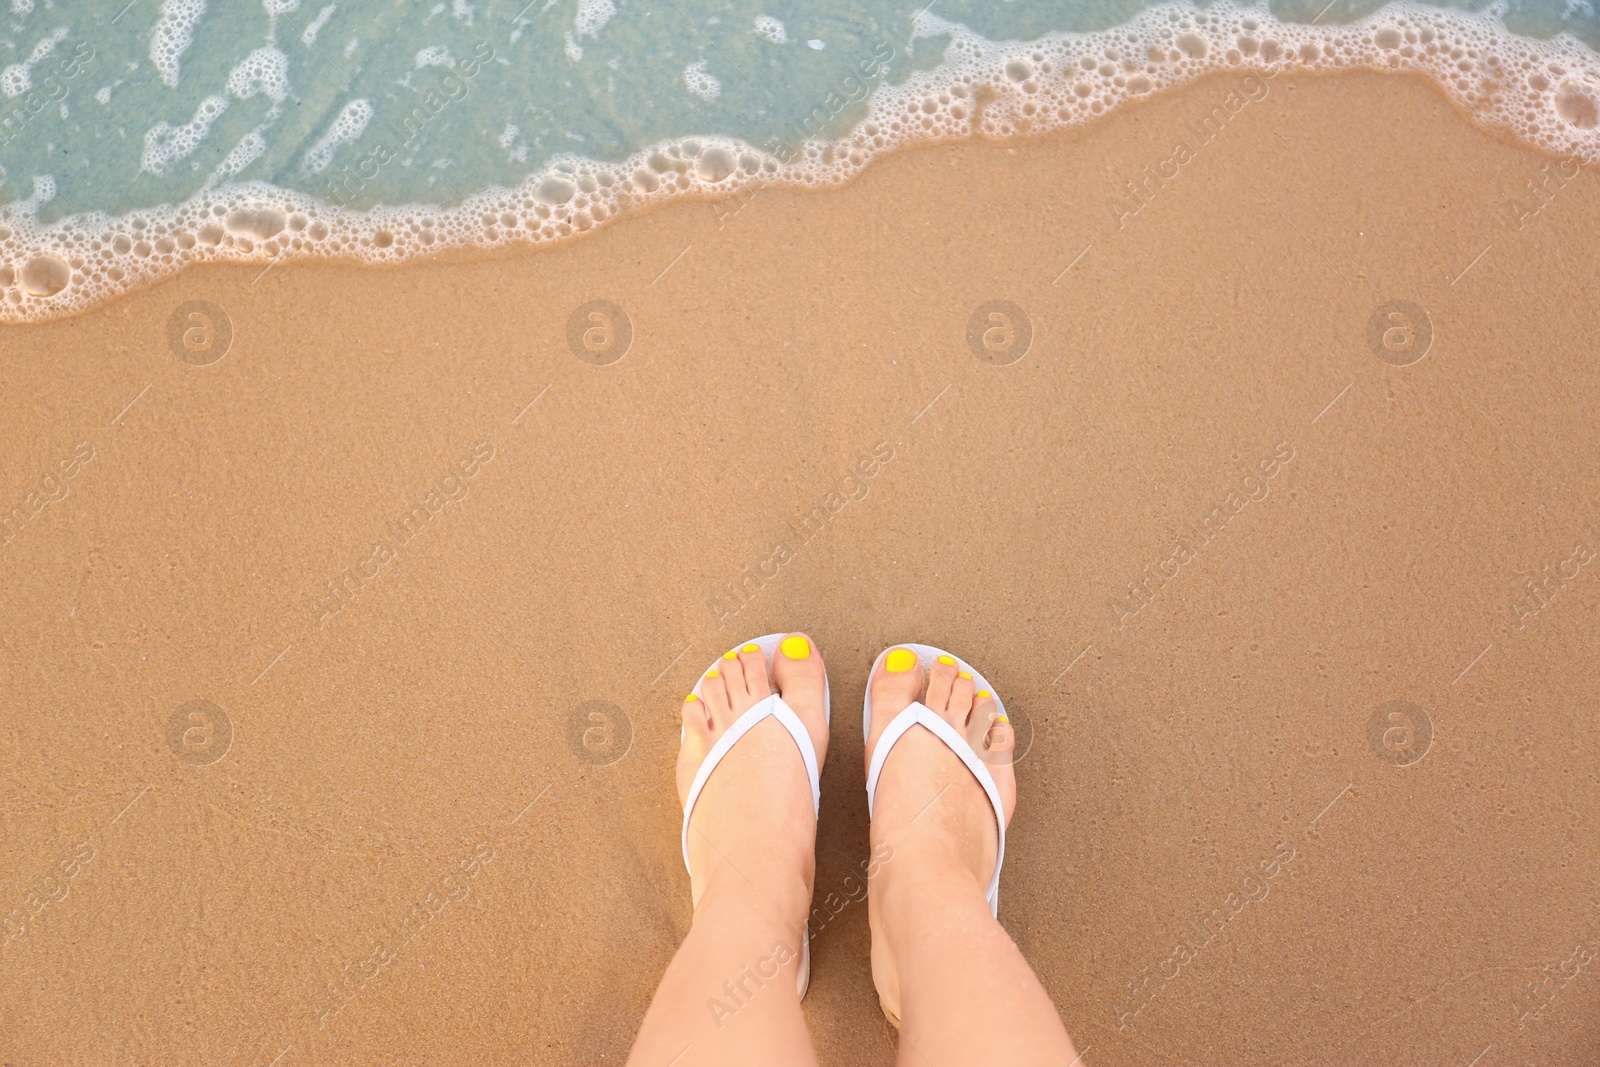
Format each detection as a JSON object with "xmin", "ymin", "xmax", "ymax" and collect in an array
[
  {"xmin": 681, "ymin": 692, "xmax": 821, "ymax": 875},
  {"xmin": 865, "ymin": 702, "xmax": 1006, "ymax": 916}
]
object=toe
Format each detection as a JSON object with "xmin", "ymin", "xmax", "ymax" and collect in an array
[
  {"xmin": 866, "ymin": 647, "xmax": 923, "ymax": 768},
  {"xmin": 945, "ymin": 668, "xmax": 976, "ymax": 728},
  {"xmin": 924, "ymin": 654, "xmax": 958, "ymax": 713},
  {"xmin": 701, "ymin": 666, "xmax": 735, "ymax": 729},
  {"xmin": 718, "ymin": 647, "xmax": 752, "ymax": 711},
  {"xmin": 972, "ymin": 690, "xmax": 1017, "ymax": 825},
  {"xmin": 737, "ymin": 642, "xmax": 772, "ymax": 702},
  {"xmin": 773, "ymin": 633, "xmax": 829, "ymax": 766},
  {"xmin": 676, "ymin": 694, "xmax": 713, "ymax": 805},
  {"xmin": 972, "ymin": 691, "xmax": 1010, "ymax": 758},
  {"xmin": 682, "ymin": 692, "xmax": 711, "ymax": 739}
]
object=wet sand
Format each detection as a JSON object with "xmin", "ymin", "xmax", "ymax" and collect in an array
[{"xmin": 1, "ymin": 70, "xmax": 1597, "ymax": 1065}]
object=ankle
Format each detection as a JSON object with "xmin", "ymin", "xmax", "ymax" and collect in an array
[
  {"xmin": 872, "ymin": 835, "xmax": 990, "ymax": 927},
  {"xmin": 871, "ymin": 796, "xmax": 993, "ymax": 890},
  {"xmin": 696, "ymin": 855, "xmax": 815, "ymax": 929}
]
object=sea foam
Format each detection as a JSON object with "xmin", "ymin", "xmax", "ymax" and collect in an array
[{"xmin": 1, "ymin": 0, "xmax": 1596, "ymax": 322}]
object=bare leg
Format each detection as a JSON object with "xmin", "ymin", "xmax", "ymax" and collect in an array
[
  {"xmin": 628, "ymin": 636, "xmax": 830, "ymax": 1067},
  {"xmin": 865, "ymin": 650, "xmax": 1079, "ymax": 1067}
]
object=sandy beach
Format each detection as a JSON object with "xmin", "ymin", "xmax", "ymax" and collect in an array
[{"xmin": 1, "ymin": 69, "xmax": 1597, "ymax": 1065}]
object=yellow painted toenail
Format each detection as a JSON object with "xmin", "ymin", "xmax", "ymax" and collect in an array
[
  {"xmin": 723, "ymin": 650, "xmax": 738, "ymax": 660},
  {"xmin": 781, "ymin": 636, "xmax": 811, "ymax": 660},
  {"xmin": 685, "ymin": 694, "xmax": 699, "ymax": 702},
  {"xmin": 706, "ymin": 669, "xmax": 720, "ymax": 679},
  {"xmin": 885, "ymin": 649, "xmax": 916, "ymax": 673},
  {"xmin": 937, "ymin": 655, "xmax": 956, "ymax": 666},
  {"xmin": 996, "ymin": 714, "xmax": 1009, "ymax": 723},
  {"xmin": 958, "ymin": 671, "xmax": 972, "ymax": 680},
  {"xmin": 976, "ymin": 690, "xmax": 992, "ymax": 699},
  {"xmin": 741, "ymin": 643, "xmax": 760, "ymax": 653}
]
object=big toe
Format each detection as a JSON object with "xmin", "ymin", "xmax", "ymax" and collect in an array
[
  {"xmin": 772, "ymin": 633, "xmax": 829, "ymax": 765},
  {"xmin": 866, "ymin": 647, "xmax": 923, "ymax": 768}
]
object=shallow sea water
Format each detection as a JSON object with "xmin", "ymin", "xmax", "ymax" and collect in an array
[{"xmin": 1, "ymin": 0, "xmax": 1597, "ymax": 322}]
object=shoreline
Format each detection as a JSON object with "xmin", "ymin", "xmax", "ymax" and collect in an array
[{"xmin": 4, "ymin": 0, "xmax": 1599, "ymax": 325}]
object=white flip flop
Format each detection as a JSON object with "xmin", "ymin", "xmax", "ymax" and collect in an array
[
  {"xmin": 680, "ymin": 632, "xmax": 830, "ymax": 999},
  {"xmin": 863, "ymin": 643, "xmax": 1008, "ymax": 918}
]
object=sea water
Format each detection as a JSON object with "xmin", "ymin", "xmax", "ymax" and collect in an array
[{"xmin": 1, "ymin": 0, "xmax": 1596, "ymax": 321}]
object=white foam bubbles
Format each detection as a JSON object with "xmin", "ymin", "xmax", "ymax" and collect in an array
[
  {"xmin": 1555, "ymin": 79, "xmax": 1599, "ymax": 125},
  {"xmin": 4, "ymin": 1, "xmax": 1600, "ymax": 323},
  {"xmin": 302, "ymin": 4, "xmax": 336, "ymax": 46},
  {"xmin": 225, "ymin": 204, "xmax": 286, "ymax": 240},
  {"xmin": 150, "ymin": 0, "xmax": 207, "ymax": 89},
  {"xmin": 1, "ymin": 26, "xmax": 68, "ymax": 98},
  {"xmin": 415, "ymin": 45, "xmax": 453, "ymax": 68},
  {"xmin": 20, "ymin": 253, "xmax": 69, "ymax": 296},
  {"xmin": 576, "ymin": 0, "xmax": 616, "ymax": 38},
  {"xmin": 16, "ymin": 174, "xmax": 54, "ymax": 214},
  {"xmin": 141, "ymin": 94, "xmax": 229, "ymax": 176},
  {"xmin": 685, "ymin": 59, "xmax": 721, "ymax": 100},
  {"xmin": 226, "ymin": 46, "xmax": 290, "ymax": 103},
  {"xmin": 209, "ymin": 129, "xmax": 268, "ymax": 185},
  {"xmin": 754, "ymin": 16, "xmax": 787, "ymax": 44},
  {"xmin": 301, "ymin": 97, "xmax": 372, "ymax": 174}
]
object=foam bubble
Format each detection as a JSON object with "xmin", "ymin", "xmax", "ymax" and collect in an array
[
  {"xmin": 20, "ymin": 254, "xmax": 67, "ymax": 296},
  {"xmin": 415, "ymin": 45, "xmax": 453, "ymax": 69},
  {"xmin": 141, "ymin": 94, "xmax": 229, "ymax": 176},
  {"xmin": 754, "ymin": 16, "xmax": 787, "ymax": 44},
  {"xmin": 226, "ymin": 205, "xmax": 286, "ymax": 239},
  {"xmin": 1556, "ymin": 80, "xmax": 1599, "ymax": 124},
  {"xmin": 575, "ymin": 0, "xmax": 617, "ymax": 38},
  {"xmin": 1, "ymin": 26, "xmax": 68, "ymax": 98},
  {"xmin": 696, "ymin": 146, "xmax": 736, "ymax": 181},
  {"xmin": 3, "ymin": 1, "xmax": 1599, "ymax": 323},
  {"xmin": 301, "ymin": 97, "xmax": 372, "ymax": 174},
  {"xmin": 16, "ymin": 175, "xmax": 54, "ymax": 215},
  {"xmin": 302, "ymin": 4, "xmax": 336, "ymax": 46},
  {"xmin": 226, "ymin": 46, "xmax": 290, "ymax": 103},
  {"xmin": 150, "ymin": 0, "xmax": 207, "ymax": 89},
  {"xmin": 210, "ymin": 129, "xmax": 268, "ymax": 186},
  {"xmin": 685, "ymin": 59, "xmax": 721, "ymax": 101}
]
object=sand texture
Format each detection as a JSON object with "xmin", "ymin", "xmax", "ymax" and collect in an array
[{"xmin": 1, "ymin": 71, "xmax": 1597, "ymax": 1065}]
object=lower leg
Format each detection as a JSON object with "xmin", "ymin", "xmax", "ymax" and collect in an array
[
  {"xmin": 629, "ymin": 638, "xmax": 831, "ymax": 1067},
  {"xmin": 864, "ymin": 650, "xmax": 1078, "ymax": 1066},
  {"xmin": 876, "ymin": 830, "xmax": 1076, "ymax": 1066},
  {"xmin": 628, "ymin": 863, "xmax": 815, "ymax": 1067}
]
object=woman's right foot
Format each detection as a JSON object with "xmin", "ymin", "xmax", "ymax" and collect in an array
[
  {"xmin": 863, "ymin": 647, "xmax": 1015, "ymax": 1023},
  {"xmin": 678, "ymin": 634, "xmax": 830, "ymax": 919}
]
